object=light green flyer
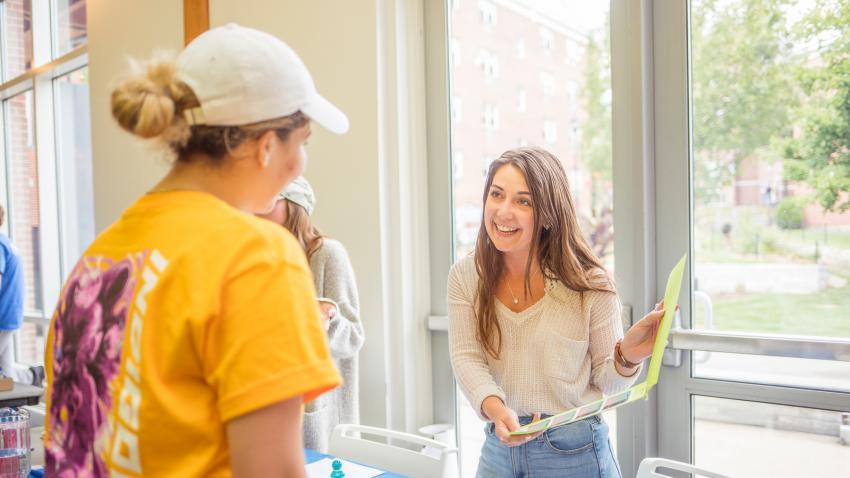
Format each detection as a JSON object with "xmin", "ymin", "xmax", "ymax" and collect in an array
[{"xmin": 510, "ymin": 253, "xmax": 688, "ymax": 436}]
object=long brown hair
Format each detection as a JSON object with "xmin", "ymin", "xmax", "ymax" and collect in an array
[
  {"xmin": 474, "ymin": 147, "xmax": 615, "ymax": 358},
  {"xmin": 284, "ymin": 200, "xmax": 324, "ymax": 260}
]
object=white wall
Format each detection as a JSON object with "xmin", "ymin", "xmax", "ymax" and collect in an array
[
  {"xmin": 88, "ymin": 0, "xmax": 183, "ymax": 230},
  {"xmin": 208, "ymin": 1, "xmax": 389, "ymax": 428}
]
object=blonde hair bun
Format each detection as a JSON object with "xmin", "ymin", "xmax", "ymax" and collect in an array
[{"xmin": 110, "ymin": 57, "xmax": 194, "ymax": 144}]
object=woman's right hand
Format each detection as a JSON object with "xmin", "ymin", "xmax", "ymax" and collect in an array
[{"xmin": 482, "ymin": 396, "xmax": 541, "ymax": 447}]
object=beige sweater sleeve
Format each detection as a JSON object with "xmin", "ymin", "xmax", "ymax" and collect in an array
[
  {"xmin": 447, "ymin": 259, "xmax": 505, "ymax": 420},
  {"xmin": 587, "ymin": 290, "xmax": 641, "ymax": 394}
]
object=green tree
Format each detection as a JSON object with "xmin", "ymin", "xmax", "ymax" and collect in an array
[
  {"xmin": 691, "ymin": 0, "xmax": 795, "ymax": 203},
  {"xmin": 579, "ymin": 29, "xmax": 614, "ymax": 258},
  {"xmin": 780, "ymin": 0, "xmax": 850, "ymax": 212},
  {"xmin": 580, "ymin": 31, "xmax": 612, "ymax": 184}
]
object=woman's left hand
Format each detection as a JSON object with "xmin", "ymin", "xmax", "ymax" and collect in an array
[
  {"xmin": 620, "ymin": 302, "xmax": 669, "ymax": 363},
  {"xmin": 317, "ymin": 300, "xmax": 337, "ymax": 331}
]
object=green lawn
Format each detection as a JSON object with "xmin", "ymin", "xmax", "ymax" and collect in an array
[
  {"xmin": 691, "ymin": 220, "xmax": 850, "ymax": 337},
  {"xmin": 694, "ymin": 287, "xmax": 850, "ymax": 338},
  {"xmin": 778, "ymin": 227, "xmax": 850, "ymax": 250},
  {"xmin": 695, "ymin": 225, "xmax": 850, "ymax": 266}
]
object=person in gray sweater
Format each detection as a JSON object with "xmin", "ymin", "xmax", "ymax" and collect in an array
[{"xmin": 258, "ymin": 176, "xmax": 365, "ymax": 452}]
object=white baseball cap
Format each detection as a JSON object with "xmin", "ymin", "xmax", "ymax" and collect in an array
[
  {"xmin": 176, "ymin": 23, "xmax": 349, "ymax": 134},
  {"xmin": 278, "ymin": 176, "xmax": 315, "ymax": 216}
]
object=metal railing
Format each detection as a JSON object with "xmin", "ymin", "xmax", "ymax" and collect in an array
[{"xmin": 668, "ymin": 329, "xmax": 850, "ymax": 363}]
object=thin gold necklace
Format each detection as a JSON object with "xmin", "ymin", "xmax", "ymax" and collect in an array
[{"xmin": 505, "ymin": 280, "xmax": 520, "ymax": 305}]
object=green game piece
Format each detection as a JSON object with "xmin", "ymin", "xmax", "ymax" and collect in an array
[{"xmin": 331, "ymin": 459, "xmax": 345, "ymax": 478}]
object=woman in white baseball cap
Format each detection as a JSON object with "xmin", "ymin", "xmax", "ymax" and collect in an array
[
  {"xmin": 258, "ymin": 176, "xmax": 366, "ymax": 454},
  {"xmin": 44, "ymin": 24, "xmax": 346, "ymax": 478}
]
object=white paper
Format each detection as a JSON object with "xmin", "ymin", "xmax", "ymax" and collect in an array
[{"xmin": 305, "ymin": 457, "xmax": 384, "ymax": 478}]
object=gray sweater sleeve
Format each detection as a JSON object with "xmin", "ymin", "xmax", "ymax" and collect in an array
[{"xmin": 311, "ymin": 239, "xmax": 365, "ymax": 360}]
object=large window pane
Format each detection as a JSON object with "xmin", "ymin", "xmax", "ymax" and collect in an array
[
  {"xmin": 0, "ymin": 1, "xmax": 90, "ymax": 370},
  {"xmin": 1, "ymin": 0, "xmax": 33, "ymax": 80},
  {"xmin": 4, "ymin": 91, "xmax": 41, "ymax": 313},
  {"xmin": 691, "ymin": 0, "xmax": 850, "ymax": 351},
  {"xmin": 449, "ymin": 2, "xmax": 613, "ymax": 475},
  {"xmin": 694, "ymin": 396, "xmax": 850, "ymax": 477},
  {"xmin": 52, "ymin": 0, "xmax": 87, "ymax": 57},
  {"xmin": 694, "ymin": 352, "xmax": 850, "ymax": 393},
  {"xmin": 456, "ymin": 389, "xmax": 481, "ymax": 476},
  {"xmin": 17, "ymin": 321, "xmax": 45, "ymax": 365},
  {"xmin": 54, "ymin": 67, "xmax": 94, "ymax": 273},
  {"xmin": 450, "ymin": 1, "xmax": 613, "ymax": 264}
]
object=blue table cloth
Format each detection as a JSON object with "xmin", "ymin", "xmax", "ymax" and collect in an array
[
  {"xmin": 305, "ymin": 448, "xmax": 409, "ymax": 477},
  {"xmin": 29, "ymin": 450, "xmax": 409, "ymax": 477}
]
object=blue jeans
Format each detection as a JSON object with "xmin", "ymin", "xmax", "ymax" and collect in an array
[{"xmin": 476, "ymin": 415, "xmax": 622, "ymax": 478}]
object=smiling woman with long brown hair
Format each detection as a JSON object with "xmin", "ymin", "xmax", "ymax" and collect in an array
[{"xmin": 448, "ymin": 147, "xmax": 666, "ymax": 477}]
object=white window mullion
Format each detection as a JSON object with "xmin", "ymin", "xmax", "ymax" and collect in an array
[
  {"xmin": 0, "ymin": 99, "xmax": 7, "ymax": 238},
  {"xmin": 610, "ymin": 0, "xmax": 659, "ymax": 475},
  {"xmin": 423, "ymin": 0, "xmax": 455, "ymax": 433},
  {"xmin": 33, "ymin": 71, "xmax": 60, "ymax": 314},
  {"xmin": 377, "ymin": 0, "xmax": 435, "ymax": 434},
  {"xmin": 31, "ymin": 0, "xmax": 61, "ymax": 313}
]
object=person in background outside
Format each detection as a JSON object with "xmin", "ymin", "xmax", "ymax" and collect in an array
[{"xmin": 0, "ymin": 204, "xmax": 44, "ymax": 386}]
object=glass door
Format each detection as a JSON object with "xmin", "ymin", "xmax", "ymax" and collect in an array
[{"xmin": 655, "ymin": 1, "xmax": 850, "ymax": 476}]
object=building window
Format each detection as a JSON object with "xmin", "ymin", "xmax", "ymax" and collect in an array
[
  {"xmin": 543, "ymin": 120, "xmax": 557, "ymax": 144},
  {"xmin": 567, "ymin": 80, "xmax": 578, "ymax": 106},
  {"xmin": 4, "ymin": 91, "xmax": 41, "ymax": 312},
  {"xmin": 539, "ymin": 27, "xmax": 554, "ymax": 54},
  {"xmin": 517, "ymin": 88, "xmax": 527, "ymax": 112},
  {"xmin": 452, "ymin": 96, "xmax": 463, "ymax": 123},
  {"xmin": 516, "ymin": 38, "xmax": 525, "ymax": 60},
  {"xmin": 479, "ymin": 1, "xmax": 497, "ymax": 28},
  {"xmin": 1, "ymin": 0, "xmax": 34, "ymax": 80},
  {"xmin": 451, "ymin": 38, "xmax": 461, "ymax": 67},
  {"xmin": 540, "ymin": 72, "xmax": 555, "ymax": 98},
  {"xmin": 483, "ymin": 104, "xmax": 500, "ymax": 131},
  {"xmin": 453, "ymin": 151, "xmax": 464, "ymax": 179},
  {"xmin": 481, "ymin": 155, "xmax": 495, "ymax": 176},
  {"xmin": 570, "ymin": 121, "xmax": 581, "ymax": 152},
  {"xmin": 477, "ymin": 49, "xmax": 499, "ymax": 81},
  {"xmin": 53, "ymin": 0, "xmax": 88, "ymax": 57},
  {"xmin": 565, "ymin": 38, "xmax": 581, "ymax": 64}
]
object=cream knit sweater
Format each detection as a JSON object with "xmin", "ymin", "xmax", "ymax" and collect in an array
[{"xmin": 448, "ymin": 255, "xmax": 639, "ymax": 419}]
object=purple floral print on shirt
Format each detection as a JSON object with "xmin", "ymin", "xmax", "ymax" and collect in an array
[{"xmin": 46, "ymin": 253, "xmax": 145, "ymax": 477}]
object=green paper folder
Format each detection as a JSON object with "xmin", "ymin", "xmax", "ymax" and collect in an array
[
  {"xmin": 509, "ymin": 253, "xmax": 687, "ymax": 436},
  {"xmin": 645, "ymin": 253, "xmax": 688, "ymax": 387}
]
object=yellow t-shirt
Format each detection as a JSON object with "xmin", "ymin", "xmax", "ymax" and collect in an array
[{"xmin": 44, "ymin": 190, "xmax": 341, "ymax": 477}]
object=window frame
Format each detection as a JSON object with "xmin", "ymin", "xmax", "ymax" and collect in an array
[
  {"xmin": 0, "ymin": 0, "xmax": 89, "ymax": 366},
  {"xmin": 651, "ymin": 1, "xmax": 850, "ymax": 469}
]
